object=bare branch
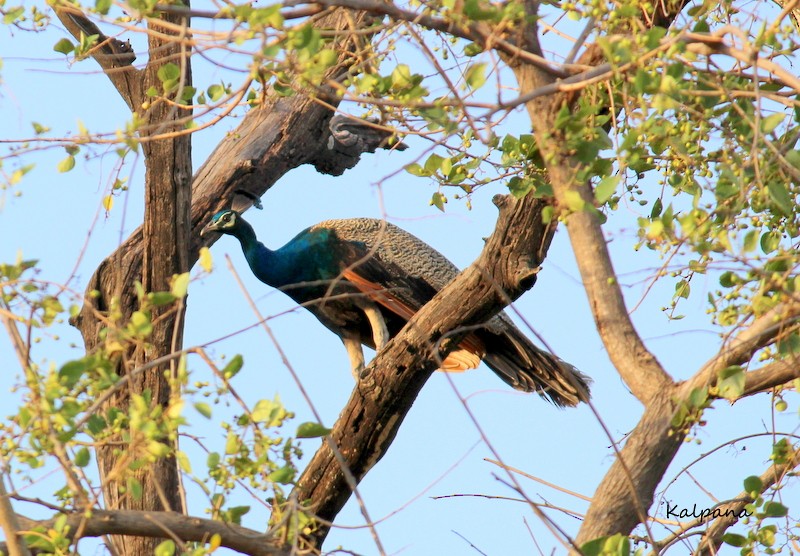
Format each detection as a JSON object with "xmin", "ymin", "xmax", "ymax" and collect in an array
[
  {"xmin": 2, "ymin": 510, "xmax": 291, "ymax": 556},
  {"xmin": 484, "ymin": 458, "xmax": 592, "ymax": 502}
]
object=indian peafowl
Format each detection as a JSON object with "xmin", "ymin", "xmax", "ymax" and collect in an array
[{"xmin": 201, "ymin": 210, "xmax": 590, "ymax": 406}]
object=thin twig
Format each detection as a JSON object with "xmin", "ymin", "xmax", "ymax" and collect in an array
[{"xmin": 484, "ymin": 459, "xmax": 592, "ymax": 502}]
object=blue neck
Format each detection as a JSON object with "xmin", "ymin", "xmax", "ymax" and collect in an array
[{"xmin": 230, "ymin": 220, "xmax": 293, "ymax": 287}]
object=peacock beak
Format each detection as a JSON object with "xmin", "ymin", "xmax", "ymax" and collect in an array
[{"xmin": 200, "ymin": 222, "xmax": 219, "ymax": 238}]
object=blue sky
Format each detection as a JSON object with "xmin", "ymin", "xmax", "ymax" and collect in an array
[{"xmin": 2, "ymin": 3, "xmax": 799, "ymax": 554}]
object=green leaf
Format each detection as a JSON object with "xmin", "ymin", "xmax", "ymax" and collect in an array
[
  {"xmin": 391, "ymin": 64, "xmax": 414, "ymax": 89},
  {"xmin": 463, "ymin": 42, "xmax": 483, "ymax": 56},
  {"xmin": 53, "ymin": 38, "xmax": 74, "ymax": 55},
  {"xmin": 129, "ymin": 311, "xmax": 152, "ymax": 337},
  {"xmin": 760, "ymin": 113, "xmax": 785, "ymax": 134},
  {"xmin": 221, "ymin": 354, "xmax": 243, "ymax": 379},
  {"xmin": 223, "ymin": 505, "xmax": 250, "ymax": 524},
  {"xmin": 650, "ymin": 197, "xmax": 663, "ymax": 218},
  {"xmin": 722, "ymin": 533, "xmax": 747, "ymax": 547},
  {"xmin": 194, "ymin": 402, "xmax": 212, "ymax": 419},
  {"xmin": 580, "ymin": 533, "xmax": 631, "ymax": 556},
  {"xmin": 688, "ymin": 387, "xmax": 708, "ymax": 408},
  {"xmin": 760, "ymin": 231, "xmax": 781, "ymax": 254},
  {"xmin": 463, "ymin": 62, "xmax": 487, "ymax": 90},
  {"xmin": 199, "ymin": 247, "xmax": 213, "ymax": 272},
  {"xmin": 86, "ymin": 414, "xmax": 107, "ymax": 436},
  {"xmin": 57, "ymin": 155, "xmax": 75, "ymax": 173},
  {"xmin": 127, "ymin": 477, "xmax": 143, "ymax": 500},
  {"xmin": 32, "ymin": 122, "xmax": 50, "ymax": 135},
  {"xmin": 785, "ymin": 149, "xmax": 800, "ymax": 170},
  {"xmin": 224, "ymin": 432, "xmax": 241, "ymax": 455},
  {"xmin": 719, "ymin": 271, "xmax": 737, "ymax": 288},
  {"xmin": 743, "ymin": 475, "xmax": 762, "ymax": 495},
  {"xmin": 95, "ymin": 0, "xmax": 112, "ymax": 15},
  {"xmin": 149, "ymin": 291, "xmax": 177, "ymax": 306},
  {"xmin": 154, "ymin": 540, "xmax": 175, "ymax": 556},
  {"xmin": 563, "ymin": 190, "xmax": 586, "ymax": 212},
  {"xmin": 758, "ymin": 525, "xmax": 776, "ymax": 546},
  {"xmin": 98, "ymin": 194, "xmax": 112, "ymax": 212},
  {"xmin": 175, "ymin": 451, "xmax": 192, "ymax": 473},
  {"xmin": 430, "ymin": 192, "xmax": 447, "ymax": 211},
  {"xmin": 507, "ymin": 176, "xmax": 534, "ymax": 199},
  {"xmin": 157, "ymin": 62, "xmax": 180, "ymax": 83},
  {"xmin": 767, "ymin": 181, "xmax": 793, "ymax": 216},
  {"xmin": 74, "ymin": 447, "xmax": 91, "ymax": 467},
  {"xmin": 594, "ymin": 175, "xmax": 619, "ymax": 204},
  {"xmin": 743, "ymin": 230, "xmax": 758, "ymax": 253},
  {"xmin": 762, "ymin": 501, "xmax": 788, "ymax": 517},
  {"xmin": 207, "ymin": 84, "xmax": 225, "ymax": 102},
  {"xmin": 207, "ymin": 452, "xmax": 220, "ymax": 469},
  {"xmin": 3, "ymin": 6, "xmax": 24, "ymax": 24},
  {"xmin": 674, "ymin": 279, "xmax": 690, "ymax": 299},
  {"xmin": 405, "ymin": 163, "xmax": 429, "ymax": 177},
  {"xmin": 296, "ymin": 421, "xmax": 331, "ymax": 438},
  {"xmin": 59, "ymin": 359, "xmax": 89, "ymax": 388},
  {"xmin": 424, "ymin": 153, "xmax": 445, "ymax": 174},
  {"xmin": 268, "ymin": 465, "xmax": 295, "ymax": 484},
  {"xmin": 251, "ymin": 396, "xmax": 290, "ymax": 426},
  {"xmin": 717, "ymin": 365, "xmax": 745, "ymax": 401},
  {"xmin": 170, "ymin": 272, "xmax": 190, "ymax": 298}
]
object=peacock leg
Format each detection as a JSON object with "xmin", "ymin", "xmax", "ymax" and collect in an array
[
  {"xmin": 360, "ymin": 302, "xmax": 390, "ymax": 351},
  {"xmin": 341, "ymin": 334, "xmax": 366, "ymax": 380}
]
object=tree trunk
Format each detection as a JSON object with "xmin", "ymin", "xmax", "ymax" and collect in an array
[{"xmin": 74, "ymin": 10, "xmax": 193, "ymax": 556}]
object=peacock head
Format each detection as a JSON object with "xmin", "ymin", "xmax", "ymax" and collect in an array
[{"xmin": 201, "ymin": 209, "xmax": 242, "ymax": 237}]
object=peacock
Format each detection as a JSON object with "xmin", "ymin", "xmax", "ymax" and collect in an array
[{"xmin": 201, "ymin": 209, "xmax": 591, "ymax": 406}]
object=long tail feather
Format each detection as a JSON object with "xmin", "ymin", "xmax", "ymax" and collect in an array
[{"xmin": 481, "ymin": 327, "xmax": 591, "ymax": 407}]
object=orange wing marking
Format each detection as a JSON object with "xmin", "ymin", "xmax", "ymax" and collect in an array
[
  {"xmin": 343, "ymin": 269, "xmax": 487, "ymax": 372},
  {"xmin": 342, "ymin": 268, "xmax": 417, "ymax": 320}
]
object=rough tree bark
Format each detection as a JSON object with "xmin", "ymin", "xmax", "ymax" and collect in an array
[{"xmin": 59, "ymin": 4, "xmax": 194, "ymax": 554}]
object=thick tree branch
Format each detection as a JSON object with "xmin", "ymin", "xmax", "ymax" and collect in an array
[
  {"xmin": 573, "ymin": 306, "xmax": 800, "ymax": 548},
  {"xmin": 291, "ymin": 193, "xmax": 557, "ymax": 548},
  {"xmin": 554, "ymin": 184, "xmax": 673, "ymax": 403},
  {"xmin": 78, "ymin": 6, "xmax": 195, "ymax": 555},
  {"xmin": 574, "ymin": 391, "xmax": 682, "ymax": 548},
  {"xmin": 51, "ymin": 3, "xmax": 142, "ymax": 111},
  {"xmin": 505, "ymin": 56, "xmax": 672, "ymax": 405},
  {"xmin": 0, "ymin": 480, "xmax": 30, "ymax": 556},
  {"xmin": 742, "ymin": 359, "xmax": 800, "ymax": 397},
  {"xmin": 1, "ymin": 510, "xmax": 290, "ymax": 556},
  {"xmin": 681, "ymin": 303, "xmax": 800, "ymax": 397},
  {"xmin": 493, "ymin": 2, "xmax": 689, "ymax": 548}
]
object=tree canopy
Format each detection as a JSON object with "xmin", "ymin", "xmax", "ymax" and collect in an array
[{"xmin": 1, "ymin": 0, "xmax": 800, "ymax": 554}]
